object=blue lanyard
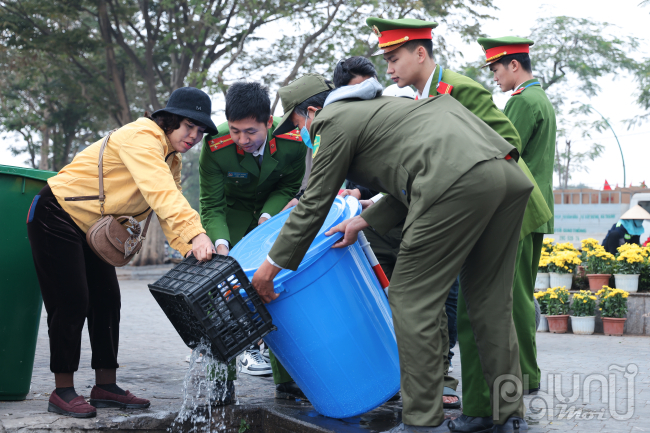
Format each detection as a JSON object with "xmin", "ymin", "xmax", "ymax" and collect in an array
[
  {"xmin": 519, "ymin": 81, "xmax": 540, "ymax": 91},
  {"xmin": 438, "ymin": 66, "xmax": 443, "ymax": 84}
]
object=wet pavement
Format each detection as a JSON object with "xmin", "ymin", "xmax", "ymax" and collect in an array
[{"xmin": 1, "ymin": 276, "xmax": 649, "ymax": 432}]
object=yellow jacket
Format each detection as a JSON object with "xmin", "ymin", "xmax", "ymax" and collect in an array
[{"xmin": 48, "ymin": 117, "xmax": 205, "ymax": 257}]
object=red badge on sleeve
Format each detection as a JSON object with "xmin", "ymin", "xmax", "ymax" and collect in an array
[{"xmin": 436, "ymin": 81, "xmax": 454, "ymax": 95}]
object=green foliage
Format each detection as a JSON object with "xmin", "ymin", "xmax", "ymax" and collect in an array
[
  {"xmin": 639, "ymin": 265, "xmax": 650, "ymax": 292},
  {"xmin": 239, "ymin": 419, "xmax": 251, "ymax": 433},
  {"xmin": 546, "ymin": 286, "xmax": 570, "ymax": 316},
  {"xmin": 1, "ymin": 0, "xmax": 499, "ymax": 176},
  {"xmin": 596, "ymin": 286, "xmax": 629, "ymax": 318},
  {"xmin": 529, "ymin": 16, "xmax": 640, "ymax": 97},
  {"xmin": 627, "ymin": 60, "xmax": 650, "ymax": 128},
  {"xmin": 570, "ymin": 290, "xmax": 597, "ymax": 317},
  {"xmin": 582, "ymin": 244, "xmax": 616, "ymax": 275},
  {"xmin": 534, "ymin": 289, "xmax": 551, "ymax": 315},
  {"xmin": 614, "ymin": 243, "xmax": 648, "ymax": 275}
]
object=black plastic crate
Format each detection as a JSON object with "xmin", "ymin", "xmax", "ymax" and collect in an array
[{"xmin": 148, "ymin": 255, "xmax": 276, "ymax": 363}]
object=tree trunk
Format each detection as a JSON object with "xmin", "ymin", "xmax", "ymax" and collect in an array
[
  {"xmin": 563, "ymin": 140, "xmax": 571, "ymax": 189},
  {"xmin": 131, "ymin": 214, "xmax": 166, "ymax": 266},
  {"xmin": 39, "ymin": 126, "xmax": 49, "ymax": 170},
  {"xmin": 98, "ymin": 0, "xmax": 132, "ymax": 126}
]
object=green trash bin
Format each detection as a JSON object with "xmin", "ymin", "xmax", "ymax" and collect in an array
[{"xmin": 0, "ymin": 165, "xmax": 56, "ymax": 400}]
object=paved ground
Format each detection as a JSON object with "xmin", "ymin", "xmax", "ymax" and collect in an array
[{"xmin": 1, "ymin": 278, "xmax": 649, "ymax": 432}]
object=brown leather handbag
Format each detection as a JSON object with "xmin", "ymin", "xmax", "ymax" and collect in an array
[{"xmin": 65, "ymin": 130, "xmax": 153, "ymax": 267}]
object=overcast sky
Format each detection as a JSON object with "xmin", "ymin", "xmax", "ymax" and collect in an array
[{"xmin": 1, "ymin": 0, "xmax": 648, "ymax": 190}]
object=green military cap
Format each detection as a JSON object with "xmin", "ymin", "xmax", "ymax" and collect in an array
[
  {"xmin": 366, "ymin": 17, "xmax": 438, "ymax": 56},
  {"xmin": 477, "ymin": 36, "xmax": 534, "ymax": 68},
  {"xmin": 274, "ymin": 73, "xmax": 335, "ymax": 136}
]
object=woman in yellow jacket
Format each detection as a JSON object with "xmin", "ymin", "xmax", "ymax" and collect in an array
[{"xmin": 26, "ymin": 87, "xmax": 218, "ymax": 418}]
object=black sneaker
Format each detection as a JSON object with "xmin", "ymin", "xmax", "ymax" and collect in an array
[
  {"xmin": 209, "ymin": 380, "xmax": 235, "ymax": 406},
  {"xmin": 275, "ymin": 381, "xmax": 308, "ymax": 400}
]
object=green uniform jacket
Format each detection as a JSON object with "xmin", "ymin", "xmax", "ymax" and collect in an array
[
  {"xmin": 199, "ymin": 117, "xmax": 306, "ymax": 245},
  {"xmin": 504, "ymin": 79, "xmax": 556, "ymax": 234},
  {"xmin": 269, "ymin": 95, "xmax": 520, "ymax": 270},
  {"xmin": 427, "ymin": 65, "xmax": 552, "ymax": 238}
]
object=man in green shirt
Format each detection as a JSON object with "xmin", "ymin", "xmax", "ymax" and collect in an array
[
  {"xmin": 365, "ymin": 17, "xmax": 551, "ymax": 432},
  {"xmin": 447, "ymin": 36, "xmax": 557, "ymax": 428},
  {"xmin": 199, "ymin": 81, "xmax": 307, "ymax": 401},
  {"xmin": 252, "ymin": 73, "xmax": 534, "ymax": 433}
]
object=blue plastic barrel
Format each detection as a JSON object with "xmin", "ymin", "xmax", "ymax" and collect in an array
[{"xmin": 230, "ymin": 196, "xmax": 400, "ymax": 418}]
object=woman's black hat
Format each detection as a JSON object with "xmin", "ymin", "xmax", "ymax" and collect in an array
[{"xmin": 152, "ymin": 87, "xmax": 218, "ymax": 136}]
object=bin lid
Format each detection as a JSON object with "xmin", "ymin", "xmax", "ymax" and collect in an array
[
  {"xmin": 231, "ymin": 195, "xmax": 361, "ymax": 287},
  {"xmin": 0, "ymin": 165, "xmax": 56, "ymax": 182}
]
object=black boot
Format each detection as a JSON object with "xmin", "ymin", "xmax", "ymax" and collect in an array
[
  {"xmin": 491, "ymin": 417, "xmax": 527, "ymax": 433},
  {"xmin": 449, "ymin": 415, "xmax": 493, "ymax": 433},
  {"xmin": 210, "ymin": 380, "xmax": 235, "ymax": 406},
  {"xmin": 275, "ymin": 381, "xmax": 307, "ymax": 400}
]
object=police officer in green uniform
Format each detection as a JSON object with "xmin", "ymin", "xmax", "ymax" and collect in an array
[
  {"xmin": 199, "ymin": 81, "xmax": 306, "ymax": 400},
  {"xmin": 251, "ymin": 73, "xmax": 533, "ymax": 433},
  {"xmin": 449, "ymin": 36, "xmax": 558, "ymax": 431},
  {"xmin": 364, "ymin": 18, "xmax": 551, "ymax": 432},
  {"xmin": 335, "ymin": 59, "xmax": 462, "ymax": 410}
]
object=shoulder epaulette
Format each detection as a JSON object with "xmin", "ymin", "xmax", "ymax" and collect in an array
[
  {"xmin": 275, "ymin": 130, "xmax": 303, "ymax": 142},
  {"xmin": 208, "ymin": 135, "xmax": 234, "ymax": 152},
  {"xmin": 208, "ymin": 134, "xmax": 244, "ymax": 155}
]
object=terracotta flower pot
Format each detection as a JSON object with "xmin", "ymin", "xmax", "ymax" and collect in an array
[
  {"xmin": 586, "ymin": 274, "xmax": 611, "ymax": 292},
  {"xmin": 546, "ymin": 314, "xmax": 569, "ymax": 334},
  {"xmin": 577, "ymin": 265, "xmax": 586, "ymax": 278},
  {"xmin": 602, "ymin": 317, "xmax": 626, "ymax": 336}
]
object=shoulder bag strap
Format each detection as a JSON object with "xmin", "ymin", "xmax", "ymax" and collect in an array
[
  {"xmin": 64, "ymin": 129, "xmax": 116, "ymax": 208},
  {"xmin": 97, "ymin": 130, "xmax": 116, "ymax": 216},
  {"xmin": 140, "ymin": 211, "xmax": 154, "ymax": 240}
]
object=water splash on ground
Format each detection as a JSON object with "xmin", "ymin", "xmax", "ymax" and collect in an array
[{"xmin": 169, "ymin": 342, "xmax": 232, "ymax": 432}]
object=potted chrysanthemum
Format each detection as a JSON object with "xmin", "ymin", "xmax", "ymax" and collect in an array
[
  {"xmin": 548, "ymin": 245, "xmax": 581, "ymax": 289},
  {"xmin": 570, "ymin": 290, "xmax": 597, "ymax": 335},
  {"xmin": 614, "ymin": 243, "xmax": 647, "ymax": 292},
  {"xmin": 582, "ymin": 240, "xmax": 615, "ymax": 292},
  {"xmin": 534, "ymin": 289, "xmax": 551, "ymax": 332},
  {"xmin": 596, "ymin": 286, "xmax": 629, "ymax": 336},
  {"xmin": 546, "ymin": 286, "xmax": 570, "ymax": 333}
]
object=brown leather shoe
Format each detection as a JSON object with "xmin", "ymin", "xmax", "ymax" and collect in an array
[
  {"xmin": 48, "ymin": 391, "xmax": 97, "ymax": 418},
  {"xmin": 89, "ymin": 386, "xmax": 151, "ymax": 409}
]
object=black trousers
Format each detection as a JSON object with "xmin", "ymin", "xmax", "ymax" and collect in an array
[{"xmin": 27, "ymin": 185, "xmax": 121, "ymax": 373}]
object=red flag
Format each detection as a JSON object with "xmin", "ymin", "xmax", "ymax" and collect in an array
[{"xmin": 603, "ymin": 180, "xmax": 612, "ymax": 191}]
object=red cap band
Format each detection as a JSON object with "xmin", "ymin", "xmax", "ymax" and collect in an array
[
  {"xmin": 485, "ymin": 44, "xmax": 530, "ymax": 62},
  {"xmin": 378, "ymin": 28, "xmax": 433, "ymax": 48}
]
